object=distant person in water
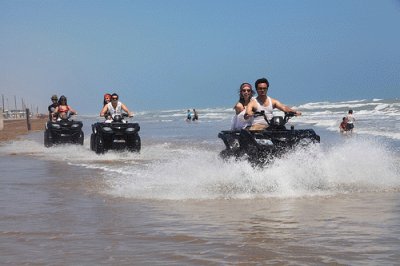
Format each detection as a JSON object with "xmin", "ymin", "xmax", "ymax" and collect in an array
[
  {"xmin": 339, "ymin": 117, "xmax": 348, "ymax": 133},
  {"xmin": 245, "ymin": 77, "xmax": 301, "ymax": 130},
  {"xmin": 346, "ymin": 109, "xmax": 355, "ymax": 132},
  {"xmin": 231, "ymin": 82, "xmax": 255, "ymax": 130},
  {"xmin": 186, "ymin": 109, "xmax": 192, "ymax": 121},
  {"xmin": 192, "ymin": 109, "xmax": 198, "ymax": 121}
]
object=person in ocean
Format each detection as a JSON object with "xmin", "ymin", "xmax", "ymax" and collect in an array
[
  {"xmin": 48, "ymin": 94, "xmax": 58, "ymax": 121},
  {"xmin": 53, "ymin": 95, "xmax": 77, "ymax": 120},
  {"xmin": 346, "ymin": 109, "xmax": 355, "ymax": 132},
  {"xmin": 192, "ymin": 109, "xmax": 198, "ymax": 121},
  {"xmin": 186, "ymin": 109, "xmax": 192, "ymax": 121},
  {"xmin": 339, "ymin": 117, "xmax": 348, "ymax": 133},
  {"xmin": 244, "ymin": 77, "xmax": 301, "ymax": 130},
  {"xmin": 231, "ymin": 82, "xmax": 255, "ymax": 130},
  {"xmin": 100, "ymin": 93, "xmax": 133, "ymax": 122}
]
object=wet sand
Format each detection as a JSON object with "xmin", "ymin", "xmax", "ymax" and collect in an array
[{"xmin": 0, "ymin": 118, "xmax": 47, "ymax": 142}]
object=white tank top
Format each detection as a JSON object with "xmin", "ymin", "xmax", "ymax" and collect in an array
[
  {"xmin": 107, "ymin": 102, "xmax": 122, "ymax": 117},
  {"xmin": 252, "ymin": 96, "xmax": 273, "ymax": 126}
]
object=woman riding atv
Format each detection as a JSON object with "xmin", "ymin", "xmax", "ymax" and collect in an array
[{"xmin": 53, "ymin": 95, "xmax": 77, "ymax": 120}]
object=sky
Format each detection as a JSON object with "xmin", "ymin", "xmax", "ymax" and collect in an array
[{"xmin": 1, "ymin": 0, "xmax": 399, "ymax": 114}]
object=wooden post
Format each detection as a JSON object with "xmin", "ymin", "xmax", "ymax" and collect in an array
[
  {"xmin": 0, "ymin": 107, "xmax": 4, "ymax": 131},
  {"xmin": 26, "ymin": 108, "xmax": 31, "ymax": 131}
]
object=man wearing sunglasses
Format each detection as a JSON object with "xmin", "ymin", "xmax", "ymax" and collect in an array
[
  {"xmin": 100, "ymin": 93, "xmax": 134, "ymax": 122},
  {"xmin": 245, "ymin": 77, "xmax": 301, "ymax": 130}
]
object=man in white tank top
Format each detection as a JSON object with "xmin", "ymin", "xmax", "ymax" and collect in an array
[
  {"xmin": 244, "ymin": 77, "xmax": 301, "ymax": 130},
  {"xmin": 100, "ymin": 93, "xmax": 134, "ymax": 122}
]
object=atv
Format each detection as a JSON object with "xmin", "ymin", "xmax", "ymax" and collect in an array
[
  {"xmin": 218, "ymin": 111, "xmax": 320, "ymax": 165},
  {"xmin": 90, "ymin": 114, "xmax": 141, "ymax": 154},
  {"xmin": 44, "ymin": 113, "xmax": 84, "ymax": 147}
]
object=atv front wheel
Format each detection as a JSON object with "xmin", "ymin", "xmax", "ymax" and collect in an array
[
  {"xmin": 44, "ymin": 130, "xmax": 53, "ymax": 148},
  {"xmin": 78, "ymin": 131, "xmax": 84, "ymax": 145},
  {"xmin": 127, "ymin": 134, "xmax": 141, "ymax": 152},
  {"xmin": 90, "ymin": 133, "xmax": 95, "ymax": 151},
  {"xmin": 94, "ymin": 135, "xmax": 105, "ymax": 154}
]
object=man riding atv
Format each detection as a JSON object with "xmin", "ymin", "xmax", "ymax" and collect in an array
[
  {"xmin": 244, "ymin": 77, "xmax": 301, "ymax": 130},
  {"xmin": 100, "ymin": 93, "xmax": 133, "ymax": 122},
  {"xmin": 91, "ymin": 93, "xmax": 140, "ymax": 154}
]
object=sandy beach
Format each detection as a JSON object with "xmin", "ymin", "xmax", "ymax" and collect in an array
[{"xmin": 0, "ymin": 118, "xmax": 47, "ymax": 142}]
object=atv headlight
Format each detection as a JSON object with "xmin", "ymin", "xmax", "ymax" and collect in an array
[
  {"xmin": 102, "ymin": 127, "xmax": 112, "ymax": 132},
  {"xmin": 125, "ymin": 127, "xmax": 136, "ymax": 132},
  {"xmin": 71, "ymin": 124, "xmax": 80, "ymax": 128},
  {"xmin": 255, "ymin": 139, "xmax": 273, "ymax": 146},
  {"xmin": 51, "ymin": 124, "xmax": 61, "ymax": 129}
]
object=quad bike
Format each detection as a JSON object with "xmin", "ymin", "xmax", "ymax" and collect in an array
[
  {"xmin": 90, "ymin": 114, "xmax": 141, "ymax": 154},
  {"xmin": 218, "ymin": 111, "xmax": 320, "ymax": 165}
]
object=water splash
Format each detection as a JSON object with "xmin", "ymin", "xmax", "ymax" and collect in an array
[{"xmin": 103, "ymin": 138, "xmax": 400, "ymax": 200}]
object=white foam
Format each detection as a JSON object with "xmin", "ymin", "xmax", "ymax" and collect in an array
[{"xmin": 101, "ymin": 138, "xmax": 400, "ymax": 200}]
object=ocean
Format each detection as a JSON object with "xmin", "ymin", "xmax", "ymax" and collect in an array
[{"xmin": 1, "ymin": 98, "xmax": 399, "ymax": 265}]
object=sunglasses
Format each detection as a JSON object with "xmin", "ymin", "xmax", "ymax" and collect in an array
[
  {"xmin": 257, "ymin": 87, "xmax": 268, "ymax": 91},
  {"xmin": 241, "ymin": 89, "xmax": 251, "ymax": 92},
  {"xmin": 112, "ymin": 98, "xmax": 118, "ymax": 100}
]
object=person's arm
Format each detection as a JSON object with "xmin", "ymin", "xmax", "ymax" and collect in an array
[
  {"xmin": 100, "ymin": 105, "xmax": 108, "ymax": 117},
  {"xmin": 121, "ymin": 103, "xmax": 134, "ymax": 117},
  {"xmin": 234, "ymin": 102, "xmax": 245, "ymax": 115},
  {"xmin": 68, "ymin": 106, "xmax": 77, "ymax": 115},
  {"xmin": 273, "ymin": 98, "xmax": 302, "ymax": 116},
  {"xmin": 244, "ymin": 100, "xmax": 256, "ymax": 119}
]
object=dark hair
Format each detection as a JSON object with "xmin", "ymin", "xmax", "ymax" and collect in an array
[
  {"xmin": 255, "ymin": 77, "xmax": 270, "ymax": 89},
  {"xmin": 238, "ymin": 82, "xmax": 254, "ymax": 105},
  {"xmin": 111, "ymin": 93, "xmax": 119, "ymax": 100},
  {"xmin": 58, "ymin": 95, "xmax": 67, "ymax": 105},
  {"xmin": 348, "ymin": 109, "xmax": 353, "ymax": 114}
]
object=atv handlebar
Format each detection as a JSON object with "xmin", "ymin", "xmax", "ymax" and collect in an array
[{"xmin": 253, "ymin": 111, "xmax": 296, "ymax": 125}]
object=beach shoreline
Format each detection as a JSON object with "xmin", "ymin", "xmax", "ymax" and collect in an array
[{"xmin": 0, "ymin": 118, "xmax": 47, "ymax": 143}]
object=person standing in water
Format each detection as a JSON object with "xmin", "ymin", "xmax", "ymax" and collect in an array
[
  {"xmin": 186, "ymin": 109, "xmax": 192, "ymax": 121},
  {"xmin": 339, "ymin": 117, "xmax": 348, "ymax": 133},
  {"xmin": 192, "ymin": 109, "xmax": 199, "ymax": 121},
  {"xmin": 346, "ymin": 109, "xmax": 355, "ymax": 132}
]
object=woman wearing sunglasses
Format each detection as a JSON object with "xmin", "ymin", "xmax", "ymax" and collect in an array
[
  {"xmin": 231, "ymin": 82, "xmax": 255, "ymax": 130},
  {"xmin": 53, "ymin": 95, "xmax": 77, "ymax": 120}
]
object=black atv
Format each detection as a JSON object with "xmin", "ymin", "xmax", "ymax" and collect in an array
[
  {"xmin": 90, "ymin": 114, "xmax": 141, "ymax": 154},
  {"xmin": 44, "ymin": 114, "xmax": 84, "ymax": 147},
  {"xmin": 218, "ymin": 111, "xmax": 320, "ymax": 165}
]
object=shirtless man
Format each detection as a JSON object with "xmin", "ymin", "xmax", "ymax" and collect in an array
[{"xmin": 245, "ymin": 77, "xmax": 301, "ymax": 130}]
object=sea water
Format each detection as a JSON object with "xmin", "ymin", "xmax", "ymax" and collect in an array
[{"xmin": 0, "ymin": 98, "xmax": 399, "ymax": 264}]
